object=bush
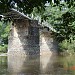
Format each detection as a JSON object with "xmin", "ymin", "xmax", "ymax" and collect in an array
[
  {"xmin": 59, "ymin": 39, "xmax": 68, "ymax": 52},
  {"xmin": 0, "ymin": 21, "xmax": 11, "ymax": 53},
  {"xmin": 0, "ymin": 45, "xmax": 8, "ymax": 53},
  {"xmin": 58, "ymin": 38, "xmax": 75, "ymax": 54}
]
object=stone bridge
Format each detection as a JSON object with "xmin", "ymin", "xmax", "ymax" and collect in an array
[{"xmin": 5, "ymin": 9, "xmax": 58, "ymax": 56}]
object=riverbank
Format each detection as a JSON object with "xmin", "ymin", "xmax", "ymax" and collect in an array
[
  {"xmin": 0, "ymin": 53, "xmax": 7, "ymax": 56},
  {"xmin": 0, "ymin": 51, "xmax": 74, "ymax": 57}
]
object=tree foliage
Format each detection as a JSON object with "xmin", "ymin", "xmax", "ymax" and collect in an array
[
  {"xmin": 31, "ymin": 1, "xmax": 75, "ymax": 41},
  {"xmin": 0, "ymin": 21, "xmax": 10, "ymax": 52},
  {"xmin": 0, "ymin": 0, "xmax": 48, "ymax": 14},
  {"xmin": 0, "ymin": 0, "xmax": 74, "ymax": 14}
]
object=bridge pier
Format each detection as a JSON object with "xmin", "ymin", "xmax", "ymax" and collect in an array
[{"xmin": 8, "ymin": 19, "xmax": 40, "ymax": 56}]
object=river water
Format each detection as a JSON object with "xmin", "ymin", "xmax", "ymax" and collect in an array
[{"xmin": 0, "ymin": 54, "xmax": 75, "ymax": 75}]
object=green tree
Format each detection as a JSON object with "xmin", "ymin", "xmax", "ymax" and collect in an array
[
  {"xmin": 0, "ymin": 0, "xmax": 74, "ymax": 14},
  {"xmin": 0, "ymin": 21, "xmax": 10, "ymax": 53}
]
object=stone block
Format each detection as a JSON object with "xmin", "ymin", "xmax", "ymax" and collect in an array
[{"xmin": 29, "ymin": 20, "xmax": 38, "ymax": 27}]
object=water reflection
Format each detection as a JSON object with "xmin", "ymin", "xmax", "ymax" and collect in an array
[
  {"xmin": 8, "ymin": 55, "xmax": 40, "ymax": 75},
  {"xmin": 0, "ymin": 54, "xmax": 75, "ymax": 75},
  {"xmin": 40, "ymin": 53, "xmax": 58, "ymax": 74},
  {"xmin": 0, "ymin": 56, "xmax": 8, "ymax": 75}
]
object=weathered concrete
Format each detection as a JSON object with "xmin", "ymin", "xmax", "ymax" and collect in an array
[
  {"xmin": 40, "ymin": 30, "xmax": 58, "ymax": 55},
  {"xmin": 8, "ymin": 19, "xmax": 40, "ymax": 55}
]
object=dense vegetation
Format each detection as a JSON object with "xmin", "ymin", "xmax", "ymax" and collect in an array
[
  {"xmin": 0, "ymin": 0, "xmax": 74, "ymax": 14},
  {"xmin": 0, "ymin": 21, "xmax": 10, "ymax": 53}
]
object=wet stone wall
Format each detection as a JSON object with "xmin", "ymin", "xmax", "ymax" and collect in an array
[{"xmin": 8, "ymin": 19, "xmax": 40, "ymax": 56}]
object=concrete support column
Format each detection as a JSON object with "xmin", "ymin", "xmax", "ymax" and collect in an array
[{"xmin": 8, "ymin": 19, "xmax": 39, "ymax": 56}]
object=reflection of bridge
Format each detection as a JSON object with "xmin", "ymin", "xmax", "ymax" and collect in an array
[{"xmin": 5, "ymin": 9, "xmax": 58, "ymax": 55}]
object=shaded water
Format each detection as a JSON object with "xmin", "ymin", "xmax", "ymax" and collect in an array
[{"xmin": 0, "ymin": 54, "xmax": 75, "ymax": 75}]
